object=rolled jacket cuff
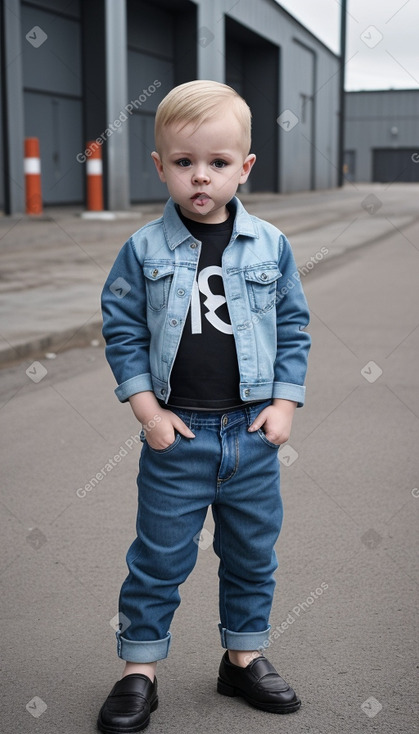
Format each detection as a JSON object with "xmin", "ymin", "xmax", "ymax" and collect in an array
[
  {"xmin": 272, "ymin": 381, "xmax": 306, "ymax": 407},
  {"xmin": 218, "ymin": 624, "xmax": 271, "ymax": 650},
  {"xmin": 116, "ymin": 630, "xmax": 171, "ymax": 662},
  {"xmin": 114, "ymin": 373, "xmax": 153, "ymax": 402}
]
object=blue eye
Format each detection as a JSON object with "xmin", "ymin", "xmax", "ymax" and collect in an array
[
  {"xmin": 212, "ymin": 159, "xmax": 227, "ymax": 168},
  {"xmin": 176, "ymin": 159, "xmax": 191, "ymax": 167}
]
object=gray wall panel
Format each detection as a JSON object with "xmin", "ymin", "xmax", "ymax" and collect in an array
[
  {"xmin": 127, "ymin": 51, "xmax": 174, "ymax": 112},
  {"xmin": 197, "ymin": 0, "xmax": 225, "ymax": 82},
  {"xmin": 313, "ymin": 50, "xmax": 339, "ymax": 189},
  {"xmin": 22, "ymin": 5, "xmax": 82, "ymax": 96},
  {"xmin": 129, "ymin": 114, "xmax": 167, "ymax": 201},
  {"xmin": 288, "ymin": 41, "xmax": 314, "ymax": 192}
]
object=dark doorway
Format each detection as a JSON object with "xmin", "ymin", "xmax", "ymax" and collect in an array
[{"xmin": 225, "ymin": 17, "xmax": 279, "ymax": 193}]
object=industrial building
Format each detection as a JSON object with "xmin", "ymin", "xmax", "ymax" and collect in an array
[
  {"xmin": 344, "ymin": 89, "xmax": 419, "ymax": 183},
  {"xmin": 1, "ymin": 0, "xmax": 341, "ymax": 214}
]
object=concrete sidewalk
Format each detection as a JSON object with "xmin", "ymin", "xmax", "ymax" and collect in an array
[{"xmin": 0, "ymin": 183, "xmax": 418, "ymax": 366}]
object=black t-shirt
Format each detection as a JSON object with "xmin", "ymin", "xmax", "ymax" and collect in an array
[{"xmin": 166, "ymin": 208, "xmax": 244, "ymax": 411}]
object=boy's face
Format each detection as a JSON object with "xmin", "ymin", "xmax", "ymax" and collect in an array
[{"xmin": 151, "ymin": 108, "xmax": 256, "ymax": 224}]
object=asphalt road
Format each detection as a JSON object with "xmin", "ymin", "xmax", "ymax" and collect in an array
[{"xmin": 1, "ymin": 199, "xmax": 418, "ymax": 733}]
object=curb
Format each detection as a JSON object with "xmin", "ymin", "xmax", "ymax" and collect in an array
[{"xmin": 0, "ymin": 319, "xmax": 104, "ymax": 368}]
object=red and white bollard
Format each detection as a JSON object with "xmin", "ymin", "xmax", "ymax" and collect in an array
[
  {"xmin": 24, "ymin": 138, "xmax": 43, "ymax": 215},
  {"xmin": 86, "ymin": 141, "xmax": 104, "ymax": 211}
]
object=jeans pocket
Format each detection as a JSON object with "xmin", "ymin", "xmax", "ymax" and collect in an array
[
  {"xmin": 146, "ymin": 432, "xmax": 182, "ymax": 454},
  {"xmin": 256, "ymin": 428, "xmax": 280, "ymax": 450}
]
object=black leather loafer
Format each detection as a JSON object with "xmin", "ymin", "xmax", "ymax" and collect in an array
[
  {"xmin": 97, "ymin": 674, "xmax": 158, "ymax": 733},
  {"xmin": 217, "ymin": 652, "xmax": 301, "ymax": 713}
]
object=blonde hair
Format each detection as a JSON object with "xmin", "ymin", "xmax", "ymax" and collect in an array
[{"xmin": 154, "ymin": 80, "xmax": 252, "ymax": 154}]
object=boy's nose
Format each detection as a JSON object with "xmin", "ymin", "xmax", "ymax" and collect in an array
[{"xmin": 192, "ymin": 168, "xmax": 210, "ymax": 184}]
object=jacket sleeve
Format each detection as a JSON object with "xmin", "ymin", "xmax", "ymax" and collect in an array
[
  {"xmin": 101, "ymin": 237, "xmax": 153, "ymax": 402},
  {"xmin": 273, "ymin": 234, "xmax": 311, "ymax": 407}
]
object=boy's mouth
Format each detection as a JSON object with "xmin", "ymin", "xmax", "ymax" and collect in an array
[{"xmin": 191, "ymin": 193, "xmax": 211, "ymax": 207}]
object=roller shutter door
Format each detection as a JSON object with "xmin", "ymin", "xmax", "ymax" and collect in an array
[
  {"xmin": 127, "ymin": 1, "xmax": 176, "ymax": 202},
  {"xmin": 21, "ymin": 1, "xmax": 83, "ymax": 204},
  {"xmin": 372, "ymin": 149, "xmax": 419, "ymax": 183}
]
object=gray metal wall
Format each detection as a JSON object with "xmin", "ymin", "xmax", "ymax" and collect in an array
[
  {"xmin": 345, "ymin": 90, "xmax": 419, "ymax": 182},
  {"xmin": 1, "ymin": 0, "xmax": 340, "ymax": 213}
]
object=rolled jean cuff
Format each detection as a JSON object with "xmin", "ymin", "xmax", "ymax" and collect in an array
[
  {"xmin": 218, "ymin": 624, "xmax": 271, "ymax": 651},
  {"xmin": 116, "ymin": 630, "xmax": 171, "ymax": 662}
]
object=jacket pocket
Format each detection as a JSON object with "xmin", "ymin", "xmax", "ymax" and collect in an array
[
  {"xmin": 244, "ymin": 265, "xmax": 282, "ymax": 313},
  {"xmin": 144, "ymin": 260, "xmax": 175, "ymax": 311}
]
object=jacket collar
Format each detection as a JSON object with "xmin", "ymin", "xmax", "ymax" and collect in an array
[{"xmin": 162, "ymin": 196, "xmax": 258, "ymax": 250}]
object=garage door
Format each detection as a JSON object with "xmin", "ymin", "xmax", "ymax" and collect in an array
[
  {"xmin": 373, "ymin": 149, "xmax": 419, "ymax": 183},
  {"xmin": 22, "ymin": 1, "xmax": 83, "ymax": 204},
  {"xmin": 127, "ymin": 2, "xmax": 177, "ymax": 202},
  {"xmin": 128, "ymin": 49, "xmax": 174, "ymax": 202}
]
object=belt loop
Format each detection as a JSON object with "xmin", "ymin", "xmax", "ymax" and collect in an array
[
  {"xmin": 187, "ymin": 409, "xmax": 194, "ymax": 431},
  {"xmin": 245, "ymin": 403, "xmax": 253, "ymax": 426}
]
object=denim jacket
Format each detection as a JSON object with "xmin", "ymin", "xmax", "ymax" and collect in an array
[{"xmin": 101, "ymin": 196, "xmax": 311, "ymax": 407}]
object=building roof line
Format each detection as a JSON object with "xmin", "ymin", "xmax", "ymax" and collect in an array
[
  {"xmin": 263, "ymin": 0, "xmax": 340, "ymax": 60},
  {"xmin": 346, "ymin": 88, "xmax": 419, "ymax": 94}
]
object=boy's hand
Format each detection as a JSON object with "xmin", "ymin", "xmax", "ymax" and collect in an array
[
  {"xmin": 248, "ymin": 399, "xmax": 297, "ymax": 446},
  {"xmin": 129, "ymin": 391, "xmax": 195, "ymax": 450},
  {"xmin": 144, "ymin": 409, "xmax": 195, "ymax": 450}
]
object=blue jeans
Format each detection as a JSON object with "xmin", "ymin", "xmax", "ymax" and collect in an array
[{"xmin": 116, "ymin": 400, "xmax": 283, "ymax": 663}]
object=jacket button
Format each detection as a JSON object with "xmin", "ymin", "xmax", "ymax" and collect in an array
[
  {"xmin": 177, "ymin": 288, "xmax": 185, "ymax": 297},
  {"xmin": 160, "ymin": 388, "xmax": 166, "ymax": 395},
  {"xmin": 260, "ymin": 272, "xmax": 268, "ymax": 281},
  {"xmin": 190, "ymin": 242, "xmax": 197, "ymax": 249},
  {"xmin": 244, "ymin": 388, "xmax": 250, "ymax": 397},
  {"xmin": 152, "ymin": 269, "xmax": 159, "ymax": 277},
  {"xmin": 170, "ymin": 318, "xmax": 178, "ymax": 327}
]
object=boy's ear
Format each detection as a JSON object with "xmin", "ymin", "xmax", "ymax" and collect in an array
[
  {"xmin": 151, "ymin": 151, "xmax": 166, "ymax": 183},
  {"xmin": 239, "ymin": 154, "xmax": 256, "ymax": 184}
]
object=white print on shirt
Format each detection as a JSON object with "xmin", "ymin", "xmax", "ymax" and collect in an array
[{"xmin": 190, "ymin": 265, "xmax": 233, "ymax": 335}]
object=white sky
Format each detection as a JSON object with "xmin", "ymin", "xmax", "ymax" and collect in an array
[{"xmin": 276, "ymin": 0, "xmax": 419, "ymax": 90}]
